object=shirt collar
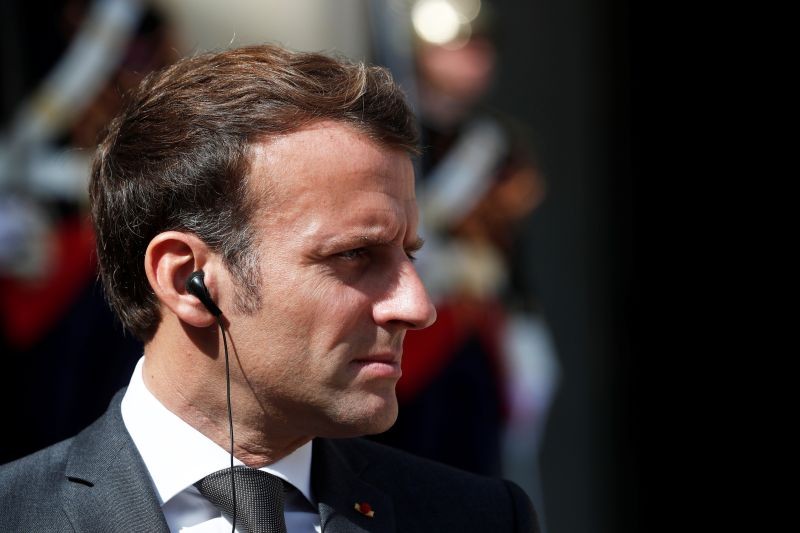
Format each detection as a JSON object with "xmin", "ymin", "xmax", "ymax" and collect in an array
[{"xmin": 120, "ymin": 356, "xmax": 314, "ymax": 506}]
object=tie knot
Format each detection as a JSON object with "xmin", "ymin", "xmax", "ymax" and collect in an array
[{"xmin": 195, "ymin": 465, "xmax": 287, "ymax": 533}]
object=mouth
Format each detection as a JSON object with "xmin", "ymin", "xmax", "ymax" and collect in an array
[{"xmin": 351, "ymin": 353, "xmax": 402, "ymax": 379}]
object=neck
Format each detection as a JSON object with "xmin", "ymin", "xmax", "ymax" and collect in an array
[{"xmin": 142, "ymin": 321, "xmax": 312, "ymax": 467}]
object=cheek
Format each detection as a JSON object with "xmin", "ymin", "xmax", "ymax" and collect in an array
[
  {"xmin": 267, "ymin": 272, "xmax": 373, "ymax": 348},
  {"xmin": 307, "ymin": 282, "xmax": 372, "ymax": 338}
]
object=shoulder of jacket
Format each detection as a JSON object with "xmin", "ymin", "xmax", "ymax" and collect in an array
[
  {"xmin": 326, "ymin": 438, "xmax": 538, "ymax": 531},
  {"xmin": 0, "ymin": 438, "xmax": 76, "ymax": 529},
  {"xmin": 0, "ymin": 437, "xmax": 73, "ymax": 480},
  {"xmin": 331, "ymin": 437, "xmax": 508, "ymax": 490}
]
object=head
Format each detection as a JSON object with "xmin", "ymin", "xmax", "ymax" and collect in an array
[
  {"xmin": 90, "ymin": 44, "xmax": 436, "ymax": 439},
  {"xmin": 90, "ymin": 44, "xmax": 419, "ymax": 343}
]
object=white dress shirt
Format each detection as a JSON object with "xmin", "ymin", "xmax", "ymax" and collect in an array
[{"xmin": 121, "ymin": 357, "xmax": 321, "ymax": 532}]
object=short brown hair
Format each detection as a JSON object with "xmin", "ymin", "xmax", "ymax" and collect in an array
[{"xmin": 90, "ymin": 44, "xmax": 418, "ymax": 341}]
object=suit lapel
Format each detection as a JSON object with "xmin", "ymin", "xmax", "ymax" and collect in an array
[
  {"xmin": 62, "ymin": 390, "xmax": 169, "ymax": 533},
  {"xmin": 312, "ymin": 439, "xmax": 395, "ymax": 533}
]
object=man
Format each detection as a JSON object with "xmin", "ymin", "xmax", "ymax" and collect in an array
[{"xmin": 0, "ymin": 44, "xmax": 538, "ymax": 532}]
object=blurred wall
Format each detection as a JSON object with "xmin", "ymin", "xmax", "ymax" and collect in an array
[
  {"xmin": 487, "ymin": 0, "xmax": 635, "ymax": 532},
  {"xmin": 155, "ymin": 0, "xmax": 371, "ymax": 58}
]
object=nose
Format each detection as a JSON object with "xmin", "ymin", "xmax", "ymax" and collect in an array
[{"xmin": 373, "ymin": 259, "xmax": 437, "ymax": 330}]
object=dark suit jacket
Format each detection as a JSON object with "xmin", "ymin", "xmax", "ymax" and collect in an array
[{"xmin": 0, "ymin": 390, "xmax": 538, "ymax": 532}]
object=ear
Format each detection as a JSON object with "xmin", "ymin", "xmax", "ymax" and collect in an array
[{"xmin": 144, "ymin": 231, "xmax": 219, "ymax": 328}]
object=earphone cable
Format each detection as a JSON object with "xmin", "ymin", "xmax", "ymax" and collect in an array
[{"xmin": 217, "ymin": 315, "xmax": 237, "ymax": 533}]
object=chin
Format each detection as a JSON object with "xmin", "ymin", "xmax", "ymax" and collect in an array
[
  {"xmin": 325, "ymin": 392, "xmax": 399, "ymax": 438},
  {"xmin": 361, "ymin": 402, "xmax": 399, "ymax": 435},
  {"xmin": 363, "ymin": 388, "xmax": 400, "ymax": 431}
]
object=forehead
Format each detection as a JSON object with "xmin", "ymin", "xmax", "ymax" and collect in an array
[{"xmin": 246, "ymin": 121, "xmax": 416, "ymax": 214}]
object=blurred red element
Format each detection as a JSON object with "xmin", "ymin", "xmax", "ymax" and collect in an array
[
  {"xmin": 0, "ymin": 217, "xmax": 96, "ymax": 349},
  {"xmin": 398, "ymin": 298, "xmax": 509, "ymax": 419}
]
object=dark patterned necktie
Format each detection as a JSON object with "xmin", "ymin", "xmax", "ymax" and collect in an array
[{"xmin": 195, "ymin": 465, "xmax": 287, "ymax": 533}]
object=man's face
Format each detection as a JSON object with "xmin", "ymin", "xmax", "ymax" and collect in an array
[{"xmin": 225, "ymin": 121, "xmax": 436, "ymax": 439}]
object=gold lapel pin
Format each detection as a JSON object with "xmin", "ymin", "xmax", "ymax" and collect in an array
[{"xmin": 355, "ymin": 502, "xmax": 375, "ymax": 518}]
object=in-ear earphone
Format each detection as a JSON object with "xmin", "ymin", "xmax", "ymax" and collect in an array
[
  {"xmin": 185, "ymin": 270, "xmax": 237, "ymax": 533},
  {"xmin": 185, "ymin": 271, "xmax": 222, "ymax": 317}
]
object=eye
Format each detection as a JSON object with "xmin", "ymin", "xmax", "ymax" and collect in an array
[
  {"xmin": 337, "ymin": 248, "xmax": 369, "ymax": 261},
  {"xmin": 405, "ymin": 237, "xmax": 425, "ymax": 263}
]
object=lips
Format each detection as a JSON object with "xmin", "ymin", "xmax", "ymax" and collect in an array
[
  {"xmin": 351, "ymin": 353, "xmax": 402, "ymax": 378},
  {"xmin": 353, "ymin": 353, "xmax": 401, "ymax": 365}
]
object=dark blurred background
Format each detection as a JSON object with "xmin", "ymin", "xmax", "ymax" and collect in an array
[{"xmin": 1, "ymin": 1, "xmax": 636, "ymax": 532}]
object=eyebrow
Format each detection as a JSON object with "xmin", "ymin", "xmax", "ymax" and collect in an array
[
  {"xmin": 318, "ymin": 230, "xmax": 425, "ymax": 254},
  {"xmin": 354, "ymin": 234, "xmax": 425, "ymax": 251}
]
